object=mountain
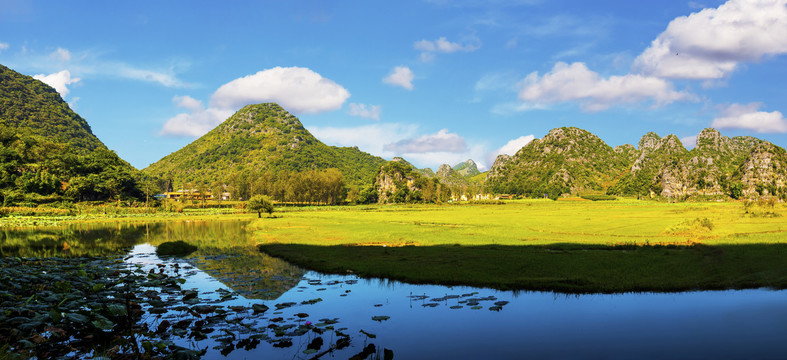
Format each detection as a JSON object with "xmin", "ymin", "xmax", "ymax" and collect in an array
[
  {"xmin": 375, "ymin": 159, "xmax": 450, "ymax": 203},
  {"xmin": 143, "ymin": 103, "xmax": 386, "ymax": 189},
  {"xmin": 486, "ymin": 126, "xmax": 787, "ymax": 199},
  {"xmin": 486, "ymin": 127, "xmax": 629, "ymax": 199},
  {"xmin": 0, "ymin": 64, "xmax": 104, "ymax": 152},
  {"xmin": 453, "ymin": 159, "xmax": 480, "ymax": 177},
  {"xmin": 0, "ymin": 64, "xmax": 141, "ymax": 204}
]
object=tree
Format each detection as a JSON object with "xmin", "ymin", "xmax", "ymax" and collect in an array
[{"xmin": 247, "ymin": 194, "xmax": 274, "ymax": 218}]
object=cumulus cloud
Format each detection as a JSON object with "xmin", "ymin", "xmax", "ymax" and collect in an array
[
  {"xmin": 496, "ymin": 135, "xmax": 535, "ymax": 156},
  {"xmin": 211, "ymin": 66, "xmax": 350, "ymax": 114},
  {"xmin": 383, "ymin": 129, "xmax": 468, "ymax": 153},
  {"xmin": 312, "ymin": 124, "xmax": 490, "ymax": 170},
  {"xmin": 311, "ymin": 123, "xmax": 419, "ymax": 155},
  {"xmin": 414, "ymin": 36, "xmax": 480, "ymax": 61},
  {"xmin": 634, "ymin": 0, "xmax": 787, "ymax": 79},
  {"xmin": 711, "ymin": 102, "xmax": 787, "ymax": 133},
  {"xmin": 348, "ymin": 103, "xmax": 381, "ymax": 120},
  {"xmin": 173, "ymin": 95, "xmax": 203, "ymax": 112},
  {"xmin": 0, "ymin": 42, "xmax": 8, "ymax": 53},
  {"xmin": 383, "ymin": 66, "xmax": 415, "ymax": 90},
  {"xmin": 161, "ymin": 67, "xmax": 351, "ymax": 137},
  {"xmin": 486, "ymin": 135, "xmax": 535, "ymax": 167},
  {"xmin": 33, "ymin": 70, "xmax": 80, "ymax": 96},
  {"xmin": 518, "ymin": 62, "xmax": 695, "ymax": 111},
  {"xmin": 160, "ymin": 96, "xmax": 234, "ymax": 137}
]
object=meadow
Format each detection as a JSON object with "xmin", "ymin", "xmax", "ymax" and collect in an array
[{"xmin": 254, "ymin": 199, "xmax": 787, "ymax": 292}]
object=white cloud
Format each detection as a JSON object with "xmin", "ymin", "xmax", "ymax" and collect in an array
[
  {"xmin": 680, "ymin": 135, "xmax": 698, "ymax": 148},
  {"xmin": 160, "ymin": 96, "xmax": 234, "ymax": 137},
  {"xmin": 312, "ymin": 124, "xmax": 491, "ymax": 170},
  {"xmin": 383, "ymin": 66, "xmax": 414, "ymax": 90},
  {"xmin": 634, "ymin": 0, "xmax": 787, "ymax": 79},
  {"xmin": 414, "ymin": 36, "xmax": 480, "ymax": 53},
  {"xmin": 51, "ymin": 47, "xmax": 71, "ymax": 61},
  {"xmin": 310, "ymin": 123, "xmax": 419, "ymax": 156},
  {"xmin": 490, "ymin": 102, "xmax": 546, "ymax": 115},
  {"xmin": 414, "ymin": 36, "xmax": 481, "ymax": 62},
  {"xmin": 711, "ymin": 102, "xmax": 787, "ymax": 133},
  {"xmin": 161, "ymin": 67, "xmax": 351, "ymax": 138},
  {"xmin": 383, "ymin": 129, "xmax": 468, "ymax": 153},
  {"xmin": 33, "ymin": 70, "xmax": 80, "ymax": 96},
  {"xmin": 172, "ymin": 95, "xmax": 203, "ymax": 112},
  {"xmin": 115, "ymin": 65, "xmax": 187, "ymax": 88},
  {"xmin": 518, "ymin": 62, "xmax": 695, "ymax": 112},
  {"xmin": 13, "ymin": 46, "xmax": 190, "ymax": 88},
  {"xmin": 486, "ymin": 135, "xmax": 535, "ymax": 167},
  {"xmin": 0, "ymin": 42, "xmax": 8, "ymax": 53},
  {"xmin": 496, "ymin": 135, "xmax": 535, "ymax": 156},
  {"xmin": 348, "ymin": 103, "xmax": 381, "ymax": 120},
  {"xmin": 68, "ymin": 97, "xmax": 80, "ymax": 110},
  {"xmin": 211, "ymin": 66, "xmax": 350, "ymax": 114}
]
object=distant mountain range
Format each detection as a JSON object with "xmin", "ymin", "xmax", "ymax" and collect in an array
[{"xmin": 486, "ymin": 127, "xmax": 787, "ymax": 199}]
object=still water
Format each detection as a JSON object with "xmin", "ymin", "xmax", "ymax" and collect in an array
[{"xmin": 3, "ymin": 220, "xmax": 787, "ymax": 359}]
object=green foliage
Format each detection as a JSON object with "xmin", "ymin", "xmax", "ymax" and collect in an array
[
  {"xmin": 729, "ymin": 183, "xmax": 743, "ymax": 199},
  {"xmin": 247, "ymin": 194, "xmax": 274, "ymax": 218}
]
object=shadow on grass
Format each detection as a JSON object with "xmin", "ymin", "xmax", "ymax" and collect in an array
[{"xmin": 258, "ymin": 243, "xmax": 787, "ymax": 294}]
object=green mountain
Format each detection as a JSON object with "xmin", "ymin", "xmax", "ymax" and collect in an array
[
  {"xmin": 375, "ymin": 159, "xmax": 450, "ymax": 203},
  {"xmin": 486, "ymin": 126, "xmax": 787, "ymax": 199},
  {"xmin": 486, "ymin": 127, "xmax": 629, "ymax": 199},
  {"xmin": 0, "ymin": 64, "xmax": 141, "ymax": 204},
  {"xmin": 143, "ymin": 103, "xmax": 386, "ymax": 189},
  {"xmin": 453, "ymin": 159, "xmax": 481, "ymax": 177}
]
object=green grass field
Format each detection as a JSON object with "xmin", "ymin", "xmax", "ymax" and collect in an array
[
  {"xmin": 253, "ymin": 199, "xmax": 787, "ymax": 292},
  {"xmin": 252, "ymin": 199, "xmax": 787, "ymax": 246}
]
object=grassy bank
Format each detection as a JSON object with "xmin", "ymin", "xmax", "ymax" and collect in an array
[
  {"xmin": 258, "ymin": 243, "xmax": 787, "ymax": 292},
  {"xmin": 254, "ymin": 199, "xmax": 787, "ymax": 292}
]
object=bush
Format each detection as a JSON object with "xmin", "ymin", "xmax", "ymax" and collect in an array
[{"xmin": 580, "ymin": 195, "xmax": 617, "ymax": 201}]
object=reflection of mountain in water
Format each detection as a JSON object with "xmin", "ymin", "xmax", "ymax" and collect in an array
[
  {"xmin": 189, "ymin": 251, "xmax": 305, "ymax": 300},
  {"xmin": 142, "ymin": 220, "xmax": 307, "ymax": 300},
  {"xmin": 0, "ymin": 220, "xmax": 306, "ymax": 299}
]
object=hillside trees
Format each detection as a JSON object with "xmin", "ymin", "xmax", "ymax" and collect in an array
[{"xmin": 222, "ymin": 168, "xmax": 348, "ymax": 205}]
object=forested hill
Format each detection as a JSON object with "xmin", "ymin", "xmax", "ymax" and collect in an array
[
  {"xmin": 0, "ymin": 64, "xmax": 103, "ymax": 152},
  {"xmin": 0, "ymin": 64, "xmax": 141, "ymax": 204},
  {"xmin": 143, "ymin": 103, "xmax": 387, "ymax": 188}
]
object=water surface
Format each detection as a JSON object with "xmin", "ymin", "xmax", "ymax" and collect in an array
[{"xmin": 3, "ymin": 220, "xmax": 786, "ymax": 359}]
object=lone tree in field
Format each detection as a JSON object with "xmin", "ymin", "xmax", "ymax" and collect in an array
[{"xmin": 247, "ymin": 194, "xmax": 274, "ymax": 218}]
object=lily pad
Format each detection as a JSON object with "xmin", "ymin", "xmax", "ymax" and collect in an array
[{"xmin": 371, "ymin": 315, "xmax": 390, "ymax": 322}]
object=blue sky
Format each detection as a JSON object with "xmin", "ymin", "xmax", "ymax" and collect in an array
[{"xmin": 2, "ymin": 0, "xmax": 787, "ymax": 171}]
